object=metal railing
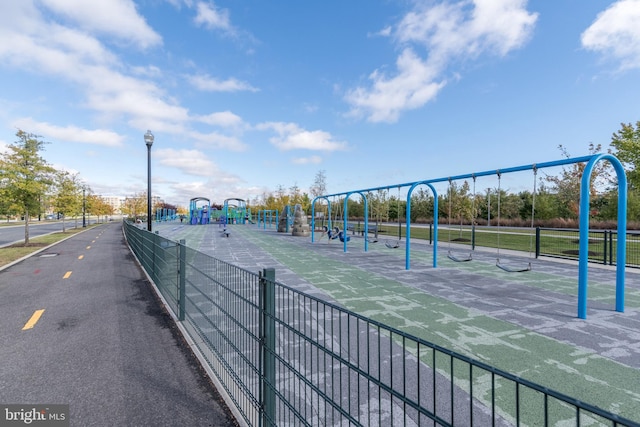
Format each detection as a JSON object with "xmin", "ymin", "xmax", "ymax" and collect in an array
[
  {"xmin": 537, "ymin": 228, "xmax": 640, "ymax": 268},
  {"xmin": 122, "ymin": 221, "xmax": 639, "ymax": 427}
]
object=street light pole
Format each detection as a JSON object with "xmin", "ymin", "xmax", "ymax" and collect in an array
[
  {"xmin": 82, "ymin": 186, "xmax": 86, "ymax": 228},
  {"xmin": 144, "ymin": 130, "xmax": 154, "ymax": 232}
]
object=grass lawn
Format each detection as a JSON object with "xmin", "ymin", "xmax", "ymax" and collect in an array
[
  {"xmin": 0, "ymin": 226, "xmax": 93, "ymax": 267},
  {"xmin": 363, "ymin": 223, "xmax": 638, "ymax": 265}
]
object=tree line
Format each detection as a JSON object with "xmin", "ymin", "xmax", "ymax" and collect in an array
[
  {"xmin": 250, "ymin": 122, "xmax": 640, "ymax": 229},
  {"xmin": 0, "ymin": 130, "xmax": 114, "ymax": 244},
  {"xmin": 3, "ymin": 122, "xmax": 639, "ymax": 244}
]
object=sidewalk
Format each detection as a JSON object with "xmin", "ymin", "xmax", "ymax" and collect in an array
[{"xmin": 0, "ymin": 222, "xmax": 237, "ymax": 427}]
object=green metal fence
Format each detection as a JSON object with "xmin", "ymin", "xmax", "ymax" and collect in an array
[
  {"xmin": 537, "ymin": 228, "xmax": 640, "ymax": 268},
  {"xmin": 122, "ymin": 221, "xmax": 639, "ymax": 427}
]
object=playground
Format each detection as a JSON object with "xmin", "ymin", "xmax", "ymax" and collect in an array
[
  {"xmin": 153, "ymin": 218, "xmax": 640, "ymax": 422},
  {"xmin": 153, "ymin": 154, "xmax": 638, "ymax": 423}
]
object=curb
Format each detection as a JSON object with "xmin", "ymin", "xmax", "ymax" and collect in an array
[{"xmin": 0, "ymin": 225, "xmax": 100, "ymax": 272}]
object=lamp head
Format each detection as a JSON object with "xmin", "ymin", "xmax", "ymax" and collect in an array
[{"xmin": 144, "ymin": 130, "xmax": 154, "ymax": 148}]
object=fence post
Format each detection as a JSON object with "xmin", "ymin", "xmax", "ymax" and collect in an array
[
  {"xmin": 603, "ymin": 230, "xmax": 608, "ymax": 266},
  {"xmin": 260, "ymin": 268, "xmax": 276, "ymax": 427},
  {"xmin": 178, "ymin": 239, "xmax": 186, "ymax": 321},
  {"xmin": 609, "ymin": 231, "xmax": 614, "ymax": 266},
  {"xmin": 535, "ymin": 227, "xmax": 540, "ymax": 258}
]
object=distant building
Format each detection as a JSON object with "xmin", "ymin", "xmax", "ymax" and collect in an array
[
  {"xmin": 113, "ymin": 195, "xmax": 165, "ymax": 216},
  {"xmin": 101, "ymin": 196, "xmax": 125, "ymax": 214}
]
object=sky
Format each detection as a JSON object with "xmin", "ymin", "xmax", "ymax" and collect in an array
[{"xmin": 1, "ymin": 0, "xmax": 639, "ymax": 207}]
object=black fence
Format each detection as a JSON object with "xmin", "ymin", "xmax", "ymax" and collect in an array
[
  {"xmin": 123, "ymin": 221, "xmax": 640, "ymax": 426},
  {"xmin": 537, "ymin": 228, "xmax": 640, "ymax": 268},
  {"xmin": 343, "ymin": 223, "xmax": 640, "ymax": 268}
]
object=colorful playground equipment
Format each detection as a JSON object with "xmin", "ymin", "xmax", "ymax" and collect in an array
[
  {"xmin": 189, "ymin": 197, "xmax": 211, "ymax": 225},
  {"xmin": 310, "ymin": 154, "xmax": 628, "ymax": 319},
  {"xmin": 155, "ymin": 207, "xmax": 177, "ymax": 222},
  {"xmin": 257, "ymin": 209, "xmax": 278, "ymax": 229},
  {"xmin": 223, "ymin": 198, "xmax": 249, "ymax": 224}
]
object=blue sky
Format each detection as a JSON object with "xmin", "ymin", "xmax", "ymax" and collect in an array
[{"xmin": 0, "ymin": 0, "xmax": 639, "ymax": 207}]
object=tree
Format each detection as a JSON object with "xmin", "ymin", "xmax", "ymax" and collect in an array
[
  {"xmin": 545, "ymin": 144, "xmax": 610, "ymax": 219},
  {"xmin": 122, "ymin": 192, "xmax": 147, "ymax": 220},
  {"xmin": 310, "ymin": 170, "xmax": 327, "ymax": 198},
  {"xmin": 610, "ymin": 121, "xmax": 640, "ymax": 191},
  {"xmin": 409, "ymin": 188, "xmax": 433, "ymax": 223},
  {"xmin": 289, "ymin": 183, "xmax": 303, "ymax": 206},
  {"xmin": 446, "ymin": 181, "xmax": 472, "ymax": 235},
  {"xmin": 87, "ymin": 195, "xmax": 113, "ymax": 222},
  {"xmin": 51, "ymin": 172, "xmax": 82, "ymax": 232},
  {"xmin": 0, "ymin": 130, "xmax": 55, "ymax": 244},
  {"xmin": 0, "ymin": 185, "xmax": 20, "ymax": 222},
  {"xmin": 529, "ymin": 182, "xmax": 558, "ymax": 221}
]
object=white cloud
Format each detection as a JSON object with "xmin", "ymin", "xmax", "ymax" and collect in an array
[
  {"xmin": 195, "ymin": 111, "xmax": 244, "ymax": 127},
  {"xmin": 373, "ymin": 26, "xmax": 392, "ymax": 38},
  {"xmin": 187, "ymin": 73, "xmax": 258, "ymax": 92},
  {"xmin": 189, "ymin": 1, "xmax": 258, "ymax": 47},
  {"xmin": 11, "ymin": 117, "xmax": 124, "ymax": 147},
  {"xmin": 189, "ymin": 130, "xmax": 248, "ymax": 151},
  {"xmin": 292, "ymin": 155, "xmax": 323, "ymax": 165},
  {"xmin": 39, "ymin": 0, "xmax": 162, "ymax": 49},
  {"xmin": 155, "ymin": 148, "xmax": 217, "ymax": 175},
  {"xmin": 345, "ymin": 48, "xmax": 446, "ymax": 123},
  {"xmin": 257, "ymin": 122, "xmax": 347, "ymax": 152},
  {"xmin": 0, "ymin": 2, "xmax": 190, "ymax": 136},
  {"xmin": 345, "ymin": 0, "xmax": 538, "ymax": 123},
  {"xmin": 0, "ymin": 1, "xmax": 257, "ymax": 145},
  {"xmin": 165, "ymin": 0, "xmax": 194, "ymax": 9},
  {"xmin": 194, "ymin": 1, "xmax": 233, "ymax": 33},
  {"xmin": 581, "ymin": 0, "xmax": 640, "ymax": 71}
]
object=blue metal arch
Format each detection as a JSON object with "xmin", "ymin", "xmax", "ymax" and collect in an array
[
  {"xmin": 406, "ymin": 182, "xmax": 439, "ymax": 269},
  {"xmin": 311, "ymin": 154, "xmax": 628, "ymax": 319},
  {"xmin": 578, "ymin": 154, "xmax": 627, "ymax": 318},
  {"xmin": 311, "ymin": 196, "xmax": 332, "ymax": 243},
  {"xmin": 342, "ymin": 191, "xmax": 368, "ymax": 252}
]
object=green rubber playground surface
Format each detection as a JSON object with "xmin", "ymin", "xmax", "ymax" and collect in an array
[{"xmin": 155, "ymin": 222, "xmax": 640, "ymax": 423}]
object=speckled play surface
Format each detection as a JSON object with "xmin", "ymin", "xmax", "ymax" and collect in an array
[{"xmin": 154, "ymin": 222, "xmax": 640, "ymax": 422}]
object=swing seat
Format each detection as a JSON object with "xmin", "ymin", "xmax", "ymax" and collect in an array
[
  {"xmin": 384, "ymin": 240, "xmax": 400, "ymax": 249},
  {"xmin": 496, "ymin": 259, "xmax": 531, "ymax": 273},
  {"xmin": 447, "ymin": 251, "xmax": 472, "ymax": 262},
  {"xmin": 338, "ymin": 231, "xmax": 350, "ymax": 242},
  {"xmin": 323, "ymin": 226, "xmax": 339, "ymax": 241}
]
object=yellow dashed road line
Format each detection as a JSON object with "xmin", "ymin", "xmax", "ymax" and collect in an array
[
  {"xmin": 63, "ymin": 271, "xmax": 72, "ymax": 279},
  {"xmin": 22, "ymin": 309, "xmax": 45, "ymax": 330}
]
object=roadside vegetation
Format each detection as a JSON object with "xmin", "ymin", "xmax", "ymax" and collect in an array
[
  {"xmin": 0, "ymin": 130, "xmax": 114, "ymax": 245},
  {"xmin": 0, "ymin": 225, "xmax": 95, "ymax": 268},
  {"xmin": 2, "ymin": 121, "xmax": 640, "ymax": 251},
  {"xmin": 250, "ymin": 122, "xmax": 640, "ymax": 232}
]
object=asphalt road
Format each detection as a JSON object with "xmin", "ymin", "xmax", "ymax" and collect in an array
[
  {"xmin": 0, "ymin": 222, "xmax": 237, "ymax": 426},
  {"xmin": 0, "ymin": 220, "xmax": 95, "ymax": 247}
]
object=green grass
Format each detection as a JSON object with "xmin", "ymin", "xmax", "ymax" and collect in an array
[
  {"xmin": 355, "ymin": 223, "xmax": 640, "ymax": 265},
  {"xmin": 0, "ymin": 226, "xmax": 94, "ymax": 267},
  {"xmin": 356, "ymin": 223, "xmax": 536, "ymax": 252}
]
